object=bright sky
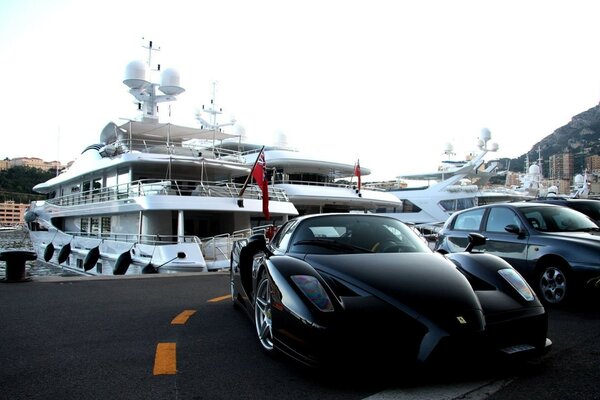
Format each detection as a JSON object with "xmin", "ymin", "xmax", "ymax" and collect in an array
[{"xmin": 1, "ymin": 0, "xmax": 599, "ymax": 181}]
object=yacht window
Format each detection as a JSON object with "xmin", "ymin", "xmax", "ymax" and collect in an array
[
  {"xmin": 401, "ymin": 199, "xmax": 422, "ymax": 213},
  {"xmin": 80, "ymin": 218, "xmax": 89, "ymax": 233},
  {"xmin": 91, "ymin": 217, "xmax": 100, "ymax": 234},
  {"xmin": 82, "ymin": 181, "xmax": 91, "ymax": 202},
  {"xmin": 101, "ymin": 217, "xmax": 111, "ymax": 234},
  {"xmin": 117, "ymin": 169, "xmax": 130, "ymax": 199}
]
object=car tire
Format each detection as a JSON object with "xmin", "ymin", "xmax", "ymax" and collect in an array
[
  {"xmin": 536, "ymin": 262, "xmax": 570, "ymax": 305},
  {"xmin": 254, "ymin": 272, "xmax": 275, "ymax": 353}
]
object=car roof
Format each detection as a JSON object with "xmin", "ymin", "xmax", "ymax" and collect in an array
[{"xmin": 529, "ymin": 198, "xmax": 599, "ymax": 204}]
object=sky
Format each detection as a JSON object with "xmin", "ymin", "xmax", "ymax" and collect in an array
[{"xmin": 1, "ymin": 0, "xmax": 600, "ymax": 181}]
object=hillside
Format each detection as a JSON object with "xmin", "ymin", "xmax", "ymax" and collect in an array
[{"xmin": 508, "ymin": 104, "xmax": 600, "ymax": 174}]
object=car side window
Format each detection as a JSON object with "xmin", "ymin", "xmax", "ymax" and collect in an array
[
  {"xmin": 485, "ymin": 207, "xmax": 521, "ymax": 232},
  {"xmin": 270, "ymin": 220, "xmax": 298, "ymax": 251},
  {"xmin": 452, "ymin": 209, "xmax": 484, "ymax": 231}
]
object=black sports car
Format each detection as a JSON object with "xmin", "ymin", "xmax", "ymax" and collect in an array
[{"xmin": 230, "ymin": 213, "xmax": 551, "ymax": 368}]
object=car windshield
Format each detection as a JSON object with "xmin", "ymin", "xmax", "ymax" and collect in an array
[
  {"xmin": 289, "ymin": 215, "xmax": 432, "ymax": 254},
  {"xmin": 522, "ymin": 205, "xmax": 600, "ymax": 232}
]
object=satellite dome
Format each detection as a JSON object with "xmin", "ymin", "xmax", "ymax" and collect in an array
[
  {"xmin": 443, "ymin": 142, "xmax": 454, "ymax": 153},
  {"xmin": 529, "ymin": 164, "xmax": 540, "ymax": 174},
  {"xmin": 123, "ymin": 60, "xmax": 150, "ymax": 89},
  {"xmin": 159, "ymin": 68, "xmax": 185, "ymax": 95},
  {"xmin": 574, "ymin": 174, "xmax": 584, "ymax": 185},
  {"xmin": 479, "ymin": 128, "xmax": 491, "ymax": 142},
  {"xmin": 489, "ymin": 142, "xmax": 499, "ymax": 151}
]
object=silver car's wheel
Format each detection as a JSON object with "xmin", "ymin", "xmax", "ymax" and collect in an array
[
  {"xmin": 254, "ymin": 274, "xmax": 274, "ymax": 352},
  {"xmin": 538, "ymin": 265, "xmax": 568, "ymax": 305}
]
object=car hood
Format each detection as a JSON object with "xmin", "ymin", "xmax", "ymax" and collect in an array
[{"xmin": 303, "ymin": 252, "xmax": 483, "ymax": 329}]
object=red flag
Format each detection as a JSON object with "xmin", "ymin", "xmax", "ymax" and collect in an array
[
  {"xmin": 354, "ymin": 159, "xmax": 361, "ymax": 192},
  {"xmin": 251, "ymin": 149, "xmax": 270, "ymax": 220}
]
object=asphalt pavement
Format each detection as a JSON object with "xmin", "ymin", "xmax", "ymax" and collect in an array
[{"xmin": 0, "ymin": 273, "xmax": 598, "ymax": 400}]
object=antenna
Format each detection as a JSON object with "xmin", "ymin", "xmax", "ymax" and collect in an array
[
  {"xmin": 195, "ymin": 81, "xmax": 237, "ymax": 146},
  {"xmin": 142, "ymin": 38, "xmax": 161, "ymax": 72}
]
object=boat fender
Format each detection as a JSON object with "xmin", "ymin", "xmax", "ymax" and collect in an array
[
  {"xmin": 83, "ymin": 246, "xmax": 101, "ymax": 271},
  {"xmin": 57, "ymin": 243, "xmax": 71, "ymax": 264},
  {"xmin": 43, "ymin": 243, "xmax": 55, "ymax": 262},
  {"xmin": 113, "ymin": 250, "xmax": 132, "ymax": 275}
]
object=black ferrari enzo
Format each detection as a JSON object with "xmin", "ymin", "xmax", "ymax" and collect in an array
[{"xmin": 230, "ymin": 213, "xmax": 551, "ymax": 367}]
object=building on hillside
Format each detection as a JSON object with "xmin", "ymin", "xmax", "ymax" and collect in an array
[
  {"xmin": 585, "ymin": 155, "xmax": 600, "ymax": 176},
  {"xmin": 0, "ymin": 201, "xmax": 28, "ymax": 227},
  {"xmin": 548, "ymin": 153, "xmax": 574, "ymax": 180},
  {"xmin": 8, "ymin": 157, "xmax": 62, "ymax": 172}
]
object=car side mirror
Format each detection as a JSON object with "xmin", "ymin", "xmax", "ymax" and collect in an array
[
  {"xmin": 504, "ymin": 224, "xmax": 522, "ymax": 235},
  {"xmin": 246, "ymin": 233, "xmax": 267, "ymax": 253},
  {"xmin": 465, "ymin": 233, "xmax": 486, "ymax": 253}
]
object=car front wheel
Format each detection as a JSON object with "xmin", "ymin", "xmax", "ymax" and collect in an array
[
  {"xmin": 537, "ymin": 264, "xmax": 569, "ymax": 305},
  {"xmin": 254, "ymin": 273, "xmax": 274, "ymax": 353}
]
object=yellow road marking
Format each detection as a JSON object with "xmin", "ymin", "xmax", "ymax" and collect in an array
[
  {"xmin": 171, "ymin": 310, "xmax": 196, "ymax": 325},
  {"xmin": 153, "ymin": 342, "xmax": 176, "ymax": 375},
  {"xmin": 208, "ymin": 294, "xmax": 230, "ymax": 303}
]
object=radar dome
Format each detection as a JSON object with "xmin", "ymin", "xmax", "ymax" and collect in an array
[
  {"xmin": 124, "ymin": 60, "xmax": 150, "ymax": 89},
  {"xmin": 159, "ymin": 68, "xmax": 185, "ymax": 95},
  {"xmin": 529, "ymin": 164, "xmax": 540, "ymax": 174},
  {"xmin": 489, "ymin": 142, "xmax": 499, "ymax": 151},
  {"xmin": 443, "ymin": 142, "xmax": 454, "ymax": 153},
  {"xmin": 574, "ymin": 174, "xmax": 584, "ymax": 185},
  {"xmin": 479, "ymin": 128, "xmax": 491, "ymax": 142}
]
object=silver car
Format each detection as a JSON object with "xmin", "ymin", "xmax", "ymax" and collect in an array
[{"xmin": 435, "ymin": 202, "xmax": 600, "ymax": 305}]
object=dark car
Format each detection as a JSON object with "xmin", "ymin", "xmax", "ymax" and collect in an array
[
  {"xmin": 230, "ymin": 213, "xmax": 550, "ymax": 368},
  {"xmin": 528, "ymin": 198, "xmax": 600, "ymax": 224},
  {"xmin": 435, "ymin": 202, "xmax": 600, "ymax": 305}
]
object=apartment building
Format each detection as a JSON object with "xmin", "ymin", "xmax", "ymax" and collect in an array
[{"xmin": 0, "ymin": 201, "xmax": 28, "ymax": 227}]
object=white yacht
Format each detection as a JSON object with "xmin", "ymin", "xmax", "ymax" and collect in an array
[
  {"xmin": 24, "ymin": 46, "xmax": 298, "ymax": 276},
  {"xmin": 380, "ymin": 129, "xmax": 531, "ymax": 225}
]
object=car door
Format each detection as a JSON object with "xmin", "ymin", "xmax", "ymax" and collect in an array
[
  {"xmin": 440, "ymin": 208, "xmax": 486, "ymax": 252},
  {"xmin": 479, "ymin": 206, "xmax": 530, "ymax": 274}
]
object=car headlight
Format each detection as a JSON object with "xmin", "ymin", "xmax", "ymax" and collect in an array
[
  {"xmin": 290, "ymin": 275, "xmax": 334, "ymax": 312},
  {"xmin": 498, "ymin": 269, "xmax": 535, "ymax": 301}
]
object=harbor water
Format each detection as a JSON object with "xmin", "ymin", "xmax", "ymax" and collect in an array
[{"xmin": 0, "ymin": 229, "xmax": 74, "ymax": 278}]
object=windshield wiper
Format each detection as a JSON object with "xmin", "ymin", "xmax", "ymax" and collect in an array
[
  {"xmin": 572, "ymin": 227, "xmax": 600, "ymax": 232},
  {"xmin": 293, "ymin": 239, "xmax": 373, "ymax": 253}
]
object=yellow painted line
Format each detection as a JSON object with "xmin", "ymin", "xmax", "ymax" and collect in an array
[
  {"xmin": 208, "ymin": 294, "xmax": 230, "ymax": 303},
  {"xmin": 153, "ymin": 342, "xmax": 176, "ymax": 375},
  {"xmin": 171, "ymin": 310, "xmax": 196, "ymax": 325}
]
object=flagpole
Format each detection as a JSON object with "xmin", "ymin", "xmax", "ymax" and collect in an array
[{"xmin": 238, "ymin": 146, "xmax": 265, "ymax": 198}]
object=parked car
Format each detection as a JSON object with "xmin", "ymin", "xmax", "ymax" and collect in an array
[
  {"xmin": 435, "ymin": 202, "xmax": 600, "ymax": 305},
  {"xmin": 528, "ymin": 198, "xmax": 600, "ymax": 224},
  {"xmin": 230, "ymin": 213, "xmax": 551, "ymax": 368}
]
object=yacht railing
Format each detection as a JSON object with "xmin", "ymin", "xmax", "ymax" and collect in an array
[
  {"xmin": 62, "ymin": 231, "xmax": 202, "ymax": 247},
  {"xmin": 200, "ymin": 224, "xmax": 275, "ymax": 261},
  {"xmin": 112, "ymin": 137, "xmax": 246, "ymax": 161},
  {"xmin": 45, "ymin": 179, "xmax": 289, "ymax": 207},
  {"xmin": 272, "ymin": 178, "xmax": 385, "ymax": 191}
]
